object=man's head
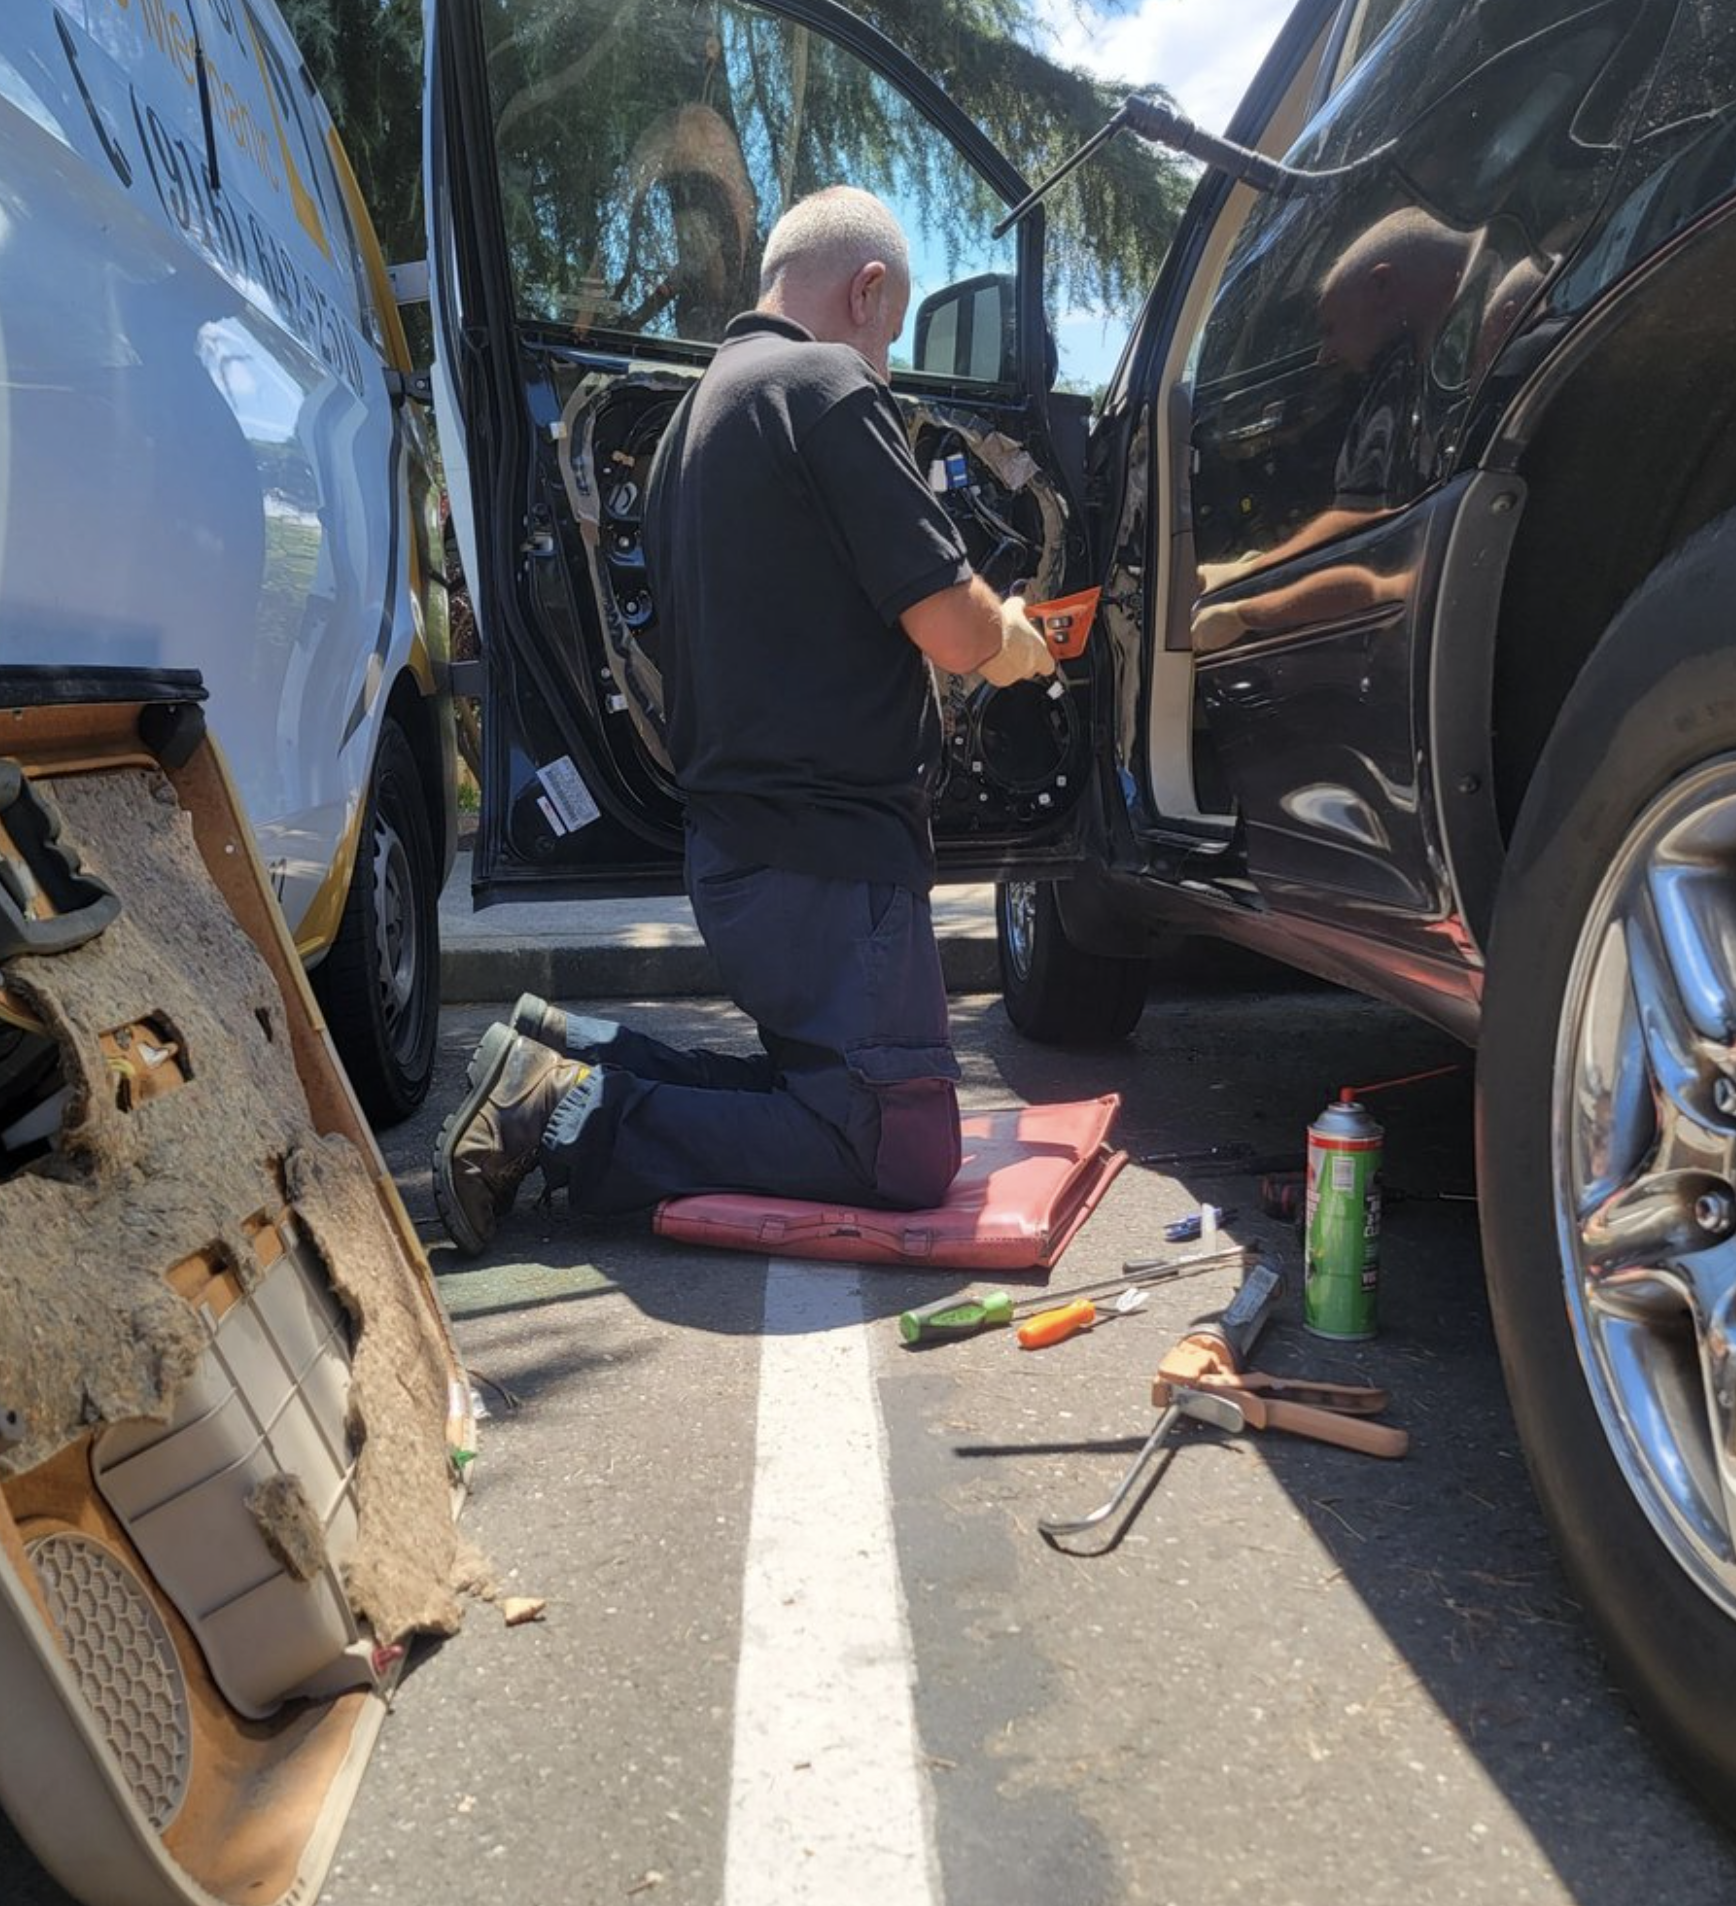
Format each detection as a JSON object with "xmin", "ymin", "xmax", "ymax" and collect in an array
[
  {"xmin": 1316, "ymin": 209, "xmax": 1472, "ymax": 373},
  {"xmin": 757, "ymin": 187, "xmax": 911, "ymax": 379}
]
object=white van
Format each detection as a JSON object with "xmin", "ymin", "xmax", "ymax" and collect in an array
[{"xmin": 0, "ymin": 0, "xmax": 455, "ymax": 1122}]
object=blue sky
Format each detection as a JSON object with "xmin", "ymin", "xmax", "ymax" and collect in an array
[{"xmin": 1034, "ymin": 0, "xmax": 1294, "ymax": 384}]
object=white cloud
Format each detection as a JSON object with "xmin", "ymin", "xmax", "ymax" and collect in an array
[{"xmin": 1035, "ymin": 0, "xmax": 1295, "ymax": 133}]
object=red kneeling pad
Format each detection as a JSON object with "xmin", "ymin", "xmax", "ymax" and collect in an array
[{"xmin": 652, "ymin": 1096, "xmax": 1125, "ymax": 1271}]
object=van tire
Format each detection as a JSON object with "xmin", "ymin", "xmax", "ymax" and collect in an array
[
  {"xmin": 996, "ymin": 879, "xmax": 1149, "ymax": 1044},
  {"xmin": 316, "ymin": 718, "xmax": 440, "ymax": 1125}
]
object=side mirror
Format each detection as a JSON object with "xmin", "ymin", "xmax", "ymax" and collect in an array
[{"xmin": 913, "ymin": 272, "xmax": 1017, "ymax": 384}]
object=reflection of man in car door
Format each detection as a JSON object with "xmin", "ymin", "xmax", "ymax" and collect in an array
[
  {"xmin": 1194, "ymin": 209, "xmax": 1473, "ymax": 650},
  {"xmin": 432, "ymin": 186, "xmax": 1055, "ymax": 1251},
  {"xmin": 1316, "ymin": 209, "xmax": 1471, "ymax": 516}
]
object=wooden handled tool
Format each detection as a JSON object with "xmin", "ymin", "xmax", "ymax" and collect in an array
[
  {"xmin": 1153, "ymin": 1380, "xmax": 1409, "ymax": 1458},
  {"xmin": 1153, "ymin": 1311, "xmax": 1408, "ymax": 1455}
]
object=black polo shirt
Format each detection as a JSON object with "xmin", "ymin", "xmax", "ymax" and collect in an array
[{"xmin": 644, "ymin": 312, "xmax": 971, "ymax": 892}]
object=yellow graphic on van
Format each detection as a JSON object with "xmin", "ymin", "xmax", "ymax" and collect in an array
[{"xmin": 242, "ymin": 5, "xmax": 330, "ymax": 260}]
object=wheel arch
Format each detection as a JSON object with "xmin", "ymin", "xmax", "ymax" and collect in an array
[
  {"xmin": 1447, "ymin": 200, "xmax": 1736, "ymax": 949},
  {"xmin": 295, "ymin": 668, "xmax": 453, "ymax": 968},
  {"xmin": 384, "ymin": 667, "xmax": 457, "ymax": 883}
]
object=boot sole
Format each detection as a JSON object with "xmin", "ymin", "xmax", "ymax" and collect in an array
[{"xmin": 432, "ymin": 1021, "xmax": 518, "ymax": 1256}]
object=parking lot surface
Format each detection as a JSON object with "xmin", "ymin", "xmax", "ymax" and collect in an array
[{"xmin": 7, "ymin": 982, "xmax": 1736, "ymax": 1905}]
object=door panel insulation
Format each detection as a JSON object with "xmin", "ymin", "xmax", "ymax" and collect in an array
[{"xmin": 0, "ymin": 767, "xmax": 462, "ymax": 1649}]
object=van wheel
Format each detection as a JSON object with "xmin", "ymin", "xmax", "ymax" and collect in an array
[
  {"xmin": 315, "ymin": 719, "xmax": 439, "ymax": 1125},
  {"xmin": 996, "ymin": 879, "xmax": 1148, "ymax": 1044},
  {"xmin": 1478, "ymin": 516, "xmax": 1736, "ymax": 1815}
]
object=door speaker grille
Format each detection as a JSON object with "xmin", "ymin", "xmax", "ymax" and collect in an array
[{"xmin": 26, "ymin": 1531, "xmax": 192, "ymax": 1829}]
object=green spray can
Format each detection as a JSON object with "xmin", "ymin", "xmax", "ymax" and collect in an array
[{"xmin": 1304, "ymin": 1093, "xmax": 1383, "ymax": 1341}]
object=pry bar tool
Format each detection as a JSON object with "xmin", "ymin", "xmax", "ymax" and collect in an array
[
  {"xmin": 1039, "ymin": 1264, "xmax": 1285, "ymax": 1540},
  {"xmin": 1038, "ymin": 1386, "xmax": 1247, "ymax": 1536}
]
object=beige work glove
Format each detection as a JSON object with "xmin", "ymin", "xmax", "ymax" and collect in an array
[{"xmin": 978, "ymin": 596, "xmax": 1058, "ymax": 688}]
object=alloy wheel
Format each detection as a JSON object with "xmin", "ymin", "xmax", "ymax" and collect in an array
[{"xmin": 1556, "ymin": 756, "xmax": 1736, "ymax": 1617}]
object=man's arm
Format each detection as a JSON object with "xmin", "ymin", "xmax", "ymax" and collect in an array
[
  {"xmin": 901, "ymin": 574, "xmax": 1002, "ymax": 674},
  {"xmin": 1197, "ymin": 506, "xmax": 1382, "ymax": 596},
  {"xmin": 902, "ymin": 576, "xmax": 1054, "ymax": 684},
  {"xmin": 796, "ymin": 383, "xmax": 1051, "ymax": 686}
]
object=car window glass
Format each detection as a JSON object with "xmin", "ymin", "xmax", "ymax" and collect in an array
[
  {"xmin": 1197, "ymin": 0, "xmax": 1648, "ymax": 389},
  {"xmin": 1188, "ymin": 0, "xmax": 1665, "ymax": 572},
  {"xmin": 1304, "ymin": 0, "xmax": 1607, "ymax": 168},
  {"xmin": 480, "ymin": 0, "xmax": 1017, "ymax": 377},
  {"xmin": 1549, "ymin": 2, "xmax": 1736, "ymax": 317},
  {"xmin": 1332, "ymin": 0, "xmax": 1418, "ymax": 90}
]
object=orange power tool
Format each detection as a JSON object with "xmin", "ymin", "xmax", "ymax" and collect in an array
[{"xmin": 1024, "ymin": 587, "xmax": 1101, "ymax": 661}]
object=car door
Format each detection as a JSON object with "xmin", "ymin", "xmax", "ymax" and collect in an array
[
  {"xmin": 1181, "ymin": 0, "xmax": 1675, "ymax": 966},
  {"xmin": 426, "ymin": 0, "xmax": 1098, "ymax": 905}
]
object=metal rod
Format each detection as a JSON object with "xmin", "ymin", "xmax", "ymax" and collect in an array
[
  {"xmin": 1023, "ymin": 1244, "xmax": 1250, "ymax": 1315},
  {"xmin": 991, "ymin": 110, "xmax": 1130, "ymax": 239},
  {"xmin": 1039, "ymin": 1397, "xmax": 1184, "ymax": 1538}
]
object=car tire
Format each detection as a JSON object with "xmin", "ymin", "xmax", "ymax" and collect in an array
[
  {"xmin": 314, "ymin": 717, "xmax": 440, "ymax": 1126},
  {"xmin": 1478, "ymin": 514, "xmax": 1736, "ymax": 1815},
  {"xmin": 996, "ymin": 878, "xmax": 1149, "ymax": 1044}
]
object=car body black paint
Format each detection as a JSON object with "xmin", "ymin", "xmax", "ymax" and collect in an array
[{"xmin": 437, "ymin": 0, "xmax": 1736, "ymax": 1025}]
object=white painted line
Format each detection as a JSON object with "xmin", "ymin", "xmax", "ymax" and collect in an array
[{"xmin": 724, "ymin": 1262, "xmax": 940, "ymax": 1906}]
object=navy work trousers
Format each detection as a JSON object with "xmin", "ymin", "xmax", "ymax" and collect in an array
[{"xmin": 536, "ymin": 830, "xmax": 962, "ymax": 1215}]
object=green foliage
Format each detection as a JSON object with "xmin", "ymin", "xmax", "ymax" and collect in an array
[
  {"xmin": 278, "ymin": 0, "xmax": 425, "ymax": 264},
  {"xmin": 851, "ymin": 0, "xmax": 1191, "ymax": 312},
  {"xmin": 285, "ymin": 0, "xmax": 1194, "ymax": 325}
]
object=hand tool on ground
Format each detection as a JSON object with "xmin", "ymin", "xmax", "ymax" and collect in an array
[
  {"xmin": 1138, "ymin": 1142, "xmax": 1254, "ymax": 1167},
  {"xmin": 1139, "ymin": 1146, "xmax": 1300, "ymax": 1177},
  {"xmin": 1156, "ymin": 1318, "xmax": 1409, "ymax": 1456},
  {"xmin": 1259, "ymin": 1170, "xmax": 1306, "ymax": 1223},
  {"xmin": 1260, "ymin": 1168, "xmax": 1474, "ymax": 1220},
  {"xmin": 1117, "ymin": 1243, "xmax": 1252, "ymax": 1278},
  {"xmin": 1164, "ymin": 1382, "xmax": 1408, "ymax": 1456},
  {"xmin": 897, "ymin": 1244, "xmax": 1251, "ymax": 1345},
  {"xmin": 1015, "ymin": 1287, "xmax": 1148, "ymax": 1349},
  {"xmin": 1039, "ymin": 1264, "xmax": 1285, "ymax": 1539},
  {"xmin": 1038, "ymin": 1386, "xmax": 1247, "ymax": 1536},
  {"xmin": 1163, "ymin": 1204, "xmax": 1239, "ymax": 1243}
]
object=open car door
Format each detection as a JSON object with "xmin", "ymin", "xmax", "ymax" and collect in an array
[{"xmin": 425, "ymin": 0, "xmax": 1107, "ymax": 906}]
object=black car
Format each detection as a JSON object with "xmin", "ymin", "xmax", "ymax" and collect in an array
[{"xmin": 428, "ymin": 0, "xmax": 1736, "ymax": 1810}]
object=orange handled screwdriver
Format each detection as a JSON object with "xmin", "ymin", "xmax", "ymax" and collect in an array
[{"xmin": 1017, "ymin": 1288, "xmax": 1147, "ymax": 1349}]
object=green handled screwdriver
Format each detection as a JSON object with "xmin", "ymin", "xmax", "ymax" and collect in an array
[
  {"xmin": 898, "ymin": 1245, "xmax": 1252, "ymax": 1346},
  {"xmin": 899, "ymin": 1291, "xmax": 1017, "ymax": 1344}
]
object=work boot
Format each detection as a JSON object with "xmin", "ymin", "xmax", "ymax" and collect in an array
[
  {"xmin": 510, "ymin": 991, "xmax": 568, "ymax": 1052},
  {"xmin": 432, "ymin": 1024, "xmax": 587, "ymax": 1254}
]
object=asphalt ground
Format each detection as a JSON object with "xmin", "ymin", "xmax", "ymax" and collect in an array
[{"xmin": 8, "ymin": 978, "xmax": 1736, "ymax": 1904}]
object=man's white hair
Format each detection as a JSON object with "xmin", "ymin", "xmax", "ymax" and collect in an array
[{"xmin": 759, "ymin": 186, "xmax": 910, "ymax": 297}]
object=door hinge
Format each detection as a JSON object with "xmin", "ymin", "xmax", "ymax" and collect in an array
[{"xmin": 385, "ymin": 367, "xmax": 434, "ymax": 408}]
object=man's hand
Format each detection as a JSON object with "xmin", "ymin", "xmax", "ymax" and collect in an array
[{"xmin": 978, "ymin": 597, "xmax": 1058, "ymax": 688}]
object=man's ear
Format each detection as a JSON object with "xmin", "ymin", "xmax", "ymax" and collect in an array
[{"xmin": 850, "ymin": 259, "xmax": 889, "ymax": 325}]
